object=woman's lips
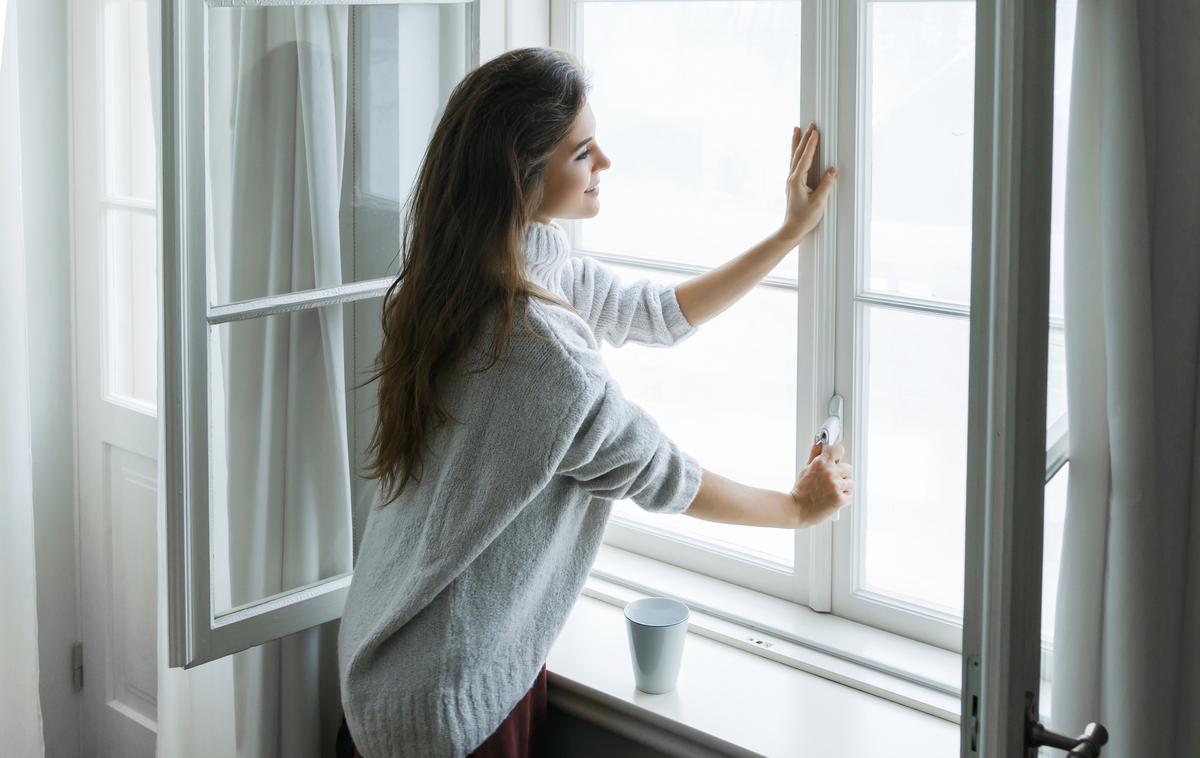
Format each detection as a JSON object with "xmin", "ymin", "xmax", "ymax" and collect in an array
[{"xmin": 584, "ymin": 185, "xmax": 600, "ymax": 195}]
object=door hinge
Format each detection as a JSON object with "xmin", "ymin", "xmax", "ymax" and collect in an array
[
  {"xmin": 964, "ymin": 654, "xmax": 981, "ymax": 756},
  {"xmin": 72, "ymin": 642, "xmax": 83, "ymax": 692}
]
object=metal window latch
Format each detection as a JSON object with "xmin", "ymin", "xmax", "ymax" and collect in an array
[
  {"xmin": 813, "ymin": 394, "xmax": 844, "ymax": 522},
  {"xmin": 1027, "ymin": 695, "xmax": 1108, "ymax": 756}
]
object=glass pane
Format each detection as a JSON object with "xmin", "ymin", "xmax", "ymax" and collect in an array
[
  {"xmin": 578, "ymin": 1, "xmax": 804, "ymax": 279},
  {"xmin": 204, "ymin": 4, "xmax": 470, "ymax": 305},
  {"xmin": 606, "ymin": 264, "xmax": 798, "ymax": 566},
  {"xmin": 103, "ymin": 0, "xmax": 155, "ymax": 201},
  {"xmin": 105, "ymin": 209, "xmax": 158, "ymax": 407},
  {"xmin": 858, "ymin": 305, "xmax": 969, "ymax": 613},
  {"xmin": 864, "ymin": 2, "xmax": 975, "ymax": 305},
  {"xmin": 208, "ymin": 299, "xmax": 380, "ymax": 614}
]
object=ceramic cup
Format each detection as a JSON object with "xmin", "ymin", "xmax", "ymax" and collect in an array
[{"xmin": 624, "ymin": 597, "xmax": 690, "ymax": 694}]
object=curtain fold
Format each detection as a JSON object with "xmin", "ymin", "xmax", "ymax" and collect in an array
[
  {"xmin": 1052, "ymin": 0, "xmax": 1200, "ymax": 754},
  {"xmin": 0, "ymin": 4, "xmax": 48, "ymax": 755}
]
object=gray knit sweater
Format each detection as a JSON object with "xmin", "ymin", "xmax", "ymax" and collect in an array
[{"xmin": 337, "ymin": 219, "xmax": 702, "ymax": 757}]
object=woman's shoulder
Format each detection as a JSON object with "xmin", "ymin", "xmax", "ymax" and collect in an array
[
  {"xmin": 462, "ymin": 296, "xmax": 610, "ymax": 397},
  {"xmin": 522, "ymin": 296, "xmax": 610, "ymax": 384}
]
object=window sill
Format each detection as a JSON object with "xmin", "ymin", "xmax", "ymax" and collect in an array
[
  {"xmin": 590, "ymin": 544, "xmax": 961, "ymax": 715},
  {"xmin": 547, "ymin": 587, "xmax": 959, "ymax": 758}
]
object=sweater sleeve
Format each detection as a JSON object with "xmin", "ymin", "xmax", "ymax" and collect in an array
[
  {"xmin": 562, "ymin": 255, "xmax": 699, "ymax": 348},
  {"xmin": 548, "ymin": 353, "xmax": 703, "ymax": 515}
]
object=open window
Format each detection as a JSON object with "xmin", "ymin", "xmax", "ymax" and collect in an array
[{"xmin": 163, "ymin": 0, "xmax": 505, "ymax": 668}]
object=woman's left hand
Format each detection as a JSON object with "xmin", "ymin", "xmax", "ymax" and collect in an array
[{"xmin": 780, "ymin": 123, "xmax": 838, "ymax": 243}]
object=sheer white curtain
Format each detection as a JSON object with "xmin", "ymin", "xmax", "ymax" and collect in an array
[
  {"xmin": 1052, "ymin": 0, "xmax": 1200, "ymax": 754},
  {"xmin": 153, "ymin": 4, "xmax": 352, "ymax": 757},
  {"xmin": 0, "ymin": 4, "xmax": 47, "ymax": 755}
]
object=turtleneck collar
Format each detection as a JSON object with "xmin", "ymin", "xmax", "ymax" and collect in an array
[{"xmin": 523, "ymin": 219, "xmax": 570, "ymax": 268}]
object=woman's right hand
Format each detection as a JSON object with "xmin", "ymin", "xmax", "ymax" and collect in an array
[
  {"xmin": 790, "ymin": 440, "xmax": 853, "ymax": 527},
  {"xmin": 780, "ymin": 123, "xmax": 838, "ymax": 244}
]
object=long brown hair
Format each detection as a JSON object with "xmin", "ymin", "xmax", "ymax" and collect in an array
[{"xmin": 357, "ymin": 46, "xmax": 591, "ymax": 509}]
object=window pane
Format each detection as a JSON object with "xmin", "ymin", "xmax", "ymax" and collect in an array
[
  {"xmin": 204, "ymin": 4, "xmax": 469, "ymax": 305},
  {"xmin": 605, "ymin": 265, "xmax": 798, "ymax": 566},
  {"xmin": 208, "ymin": 300, "xmax": 379, "ymax": 614},
  {"xmin": 864, "ymin": 2, "xmax": 975, "ymax": 305},
  {"xmin": 858, "ymin": 305, "xmax": 969, "ymax": 613},
  {"xmin": 578, "ymin": 1, "xmax": 804, "ymax": 280},
  {"xmin": 105, "ymin": 209, "xmax": 158, "ymax": 407},
  {"xmin": 103, "ymin": 0, "xmax": 155, "ymax": 201}
]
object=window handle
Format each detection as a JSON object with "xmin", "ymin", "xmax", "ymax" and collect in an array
[
  {"xmin": 813, "ymin": 394, "xmax": 844, "ymax": 522},
  {"xmin": 1028, "ymin": 703, "xmax": 1108, "ymax": 756}
]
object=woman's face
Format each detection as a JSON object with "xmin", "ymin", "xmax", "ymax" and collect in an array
[{"xmin": 533, "ymin": 101, "xmax": 610, "ymax": 223}]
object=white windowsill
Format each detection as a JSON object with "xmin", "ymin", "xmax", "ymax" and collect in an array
[
  {"xmin": 544, "ymin": 545, "xmax": 962, "ymax": 757},
  {"xmin": 547, "ymin": 590, "xmax": 959, "ymax": 758}
]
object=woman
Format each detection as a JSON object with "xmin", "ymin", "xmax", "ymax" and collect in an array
[{"xmin": 336, "ymin": 46, "xmax": 851, "ymax": 757}]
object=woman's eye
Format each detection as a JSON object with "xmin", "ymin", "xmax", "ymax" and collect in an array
[{"xmin": 575, "ymin": 149, "xmax": 590, "ymax": 161}]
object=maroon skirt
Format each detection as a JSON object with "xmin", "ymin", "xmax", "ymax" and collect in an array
[{"xmin": 349, "ymin": 663, "xmax": 548, "ymax": 758}]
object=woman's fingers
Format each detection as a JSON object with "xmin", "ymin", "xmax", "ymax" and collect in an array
[
  {"xmin": 798, "ymin": 126, "xmax": 819, "ymax": 181},
  {"xmin": 791, "ymin": 122, "xmax": 815, "ymax": 176},
  {"xmin": 790, "ymin": 126, "xmax": 802, "ymax": 173},
  {"xmin": 807, "ymin": 440, "xmax": 824, "ymax": 464},
  {"xmin": 824, "ymin": 441, "xmax": 844, "ymax": 463},
  {"xmin": 813, "ymin": 167, "xmax": 838, "ymax": 205}
]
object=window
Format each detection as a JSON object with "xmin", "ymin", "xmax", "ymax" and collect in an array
[
  {"xmin": 166, "ymin": 0, "xmax": 497, "ymax": 667},
  {"xmin": 552, "ymin": 0, "xmax": 1078, "ymax": 660}
]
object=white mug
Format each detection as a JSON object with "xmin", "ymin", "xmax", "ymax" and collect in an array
[{"xmin": 624, "ymin": 597, "xmax": 689, "ymax": 694}]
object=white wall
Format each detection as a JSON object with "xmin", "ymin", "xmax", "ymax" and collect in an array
[{"xmin": 18, "ymin": 0, "xmax": 81, "ymax": 755}]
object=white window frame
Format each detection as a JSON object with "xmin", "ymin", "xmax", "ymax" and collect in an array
[{"xmin": 162, "ymin": 0, "xmax": 505, "ymax": 669}]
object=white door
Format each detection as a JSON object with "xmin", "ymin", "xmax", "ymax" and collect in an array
[{"xmin": 70, "ymin": 0, "xmax": 160, "ymax": 755}]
